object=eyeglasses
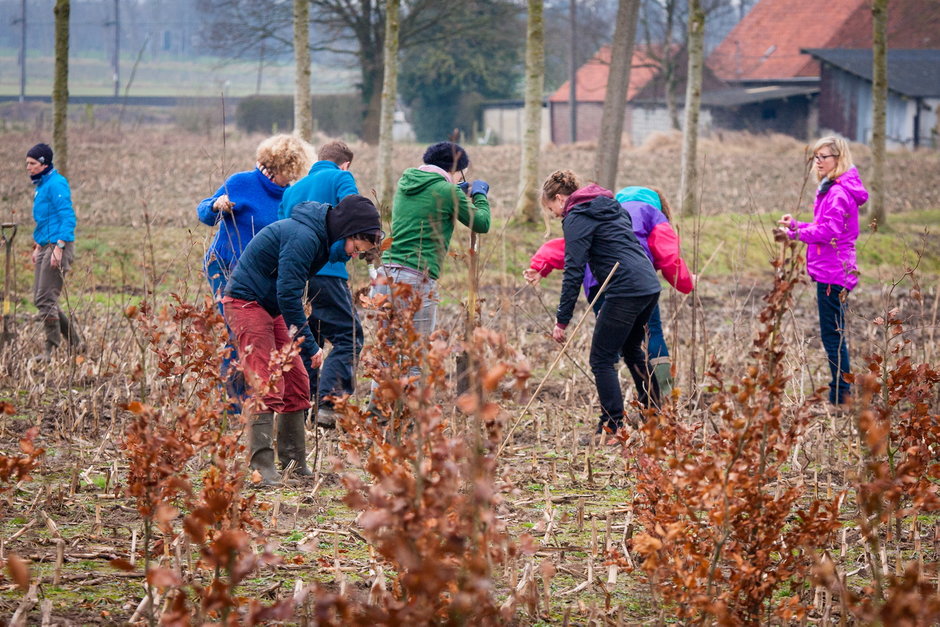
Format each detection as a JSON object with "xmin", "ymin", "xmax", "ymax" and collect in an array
[{"xmin": 813, "ymin": 154, "xmax": 837, "ymax": 162}]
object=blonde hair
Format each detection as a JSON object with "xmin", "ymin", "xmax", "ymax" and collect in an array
[
  {"xmin": 541, "ymin": 170, "xmax": 582, "ymax": 207},
  {"xmin": 256, "ymin": 134, "xmax": 314, "ymax": 184},
  {"xmin": 812, "ymin": 136, "xmax": 853, "ymax": 181}
]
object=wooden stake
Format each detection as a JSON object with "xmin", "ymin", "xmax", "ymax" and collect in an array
[
  {"xmin": 53, "ymin": 539, "xmax": 65, "ymax": 585},
  {"xmin": 130, "ymin": 528, "xmax": 138, "ymax": 567}
]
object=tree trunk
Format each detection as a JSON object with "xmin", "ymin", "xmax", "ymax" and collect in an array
[
  {"xmin": 594, "ymin": 0, "xmax": 640, "ymax": 191},
  {"xmin": 514, "ymin": 0, "xmax": 545, "ymax": 223},
  {"xmin": 377, "ymin": 0, "xmax": 401, "ymax": 220},
  {"xmin": 870, "ymin": 0, "xmax": 887, "ymax": 225},
  {"xmin": 664, "ymin": 0, "xmax": 680, "ymax": 130},
  {"xmin": 53, "ymin": 0, "xmax": 69, "ymax": 178},
  {"xmin": 293, "ymin": 0, "xmax": 312, "ymax": 141},
  {"xmin": 568, "ymin": 0, "xmax": 577, "ymax": 143},
  {"xmin": 678, "ymin": 0, "xmax": 704, "ymax": 217},
  {"xmin": 361, "ymin": 61, "xmax": 384, "ymax": 144}
]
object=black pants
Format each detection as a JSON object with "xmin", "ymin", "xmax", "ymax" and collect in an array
[
  {"xmin": 306, "ymin": 275, "xmax": 363, "ymax": 408},
  {"xmin": 589, "ymin": 293, "xmax": 660, "ymax": 427}
]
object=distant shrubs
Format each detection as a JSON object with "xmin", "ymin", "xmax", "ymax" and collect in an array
[{"xmin": 236, "ymin": 94, "xmax": 363, "ymax": 137}]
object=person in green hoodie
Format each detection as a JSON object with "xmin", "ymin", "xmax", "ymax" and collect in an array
[{"xmin": 370, "ymin": 142, "xmax": 490, "ymax": 393}]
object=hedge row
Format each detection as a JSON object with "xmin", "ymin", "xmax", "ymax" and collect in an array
[{"xmin": 235, "ymin": 94, "xmax": 363, "ymax": 136}]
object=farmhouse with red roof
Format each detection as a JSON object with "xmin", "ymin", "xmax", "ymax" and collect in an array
[
  {"xmin": 547, "ymin": 45, "xmax": 726, "ymax": 145},
  {"xmin": 707, "ymin": 0, "xmax": 940, "ymax": 145}
]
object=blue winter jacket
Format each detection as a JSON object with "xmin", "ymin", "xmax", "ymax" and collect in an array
[
  {"xmin": 225, "ymin": 201, "xmax": 333, "ymax": 361},
  {"xmin": 279, "ymin": 160, "xmax": 358, "ymax": 279},
  {"xmin": 197, "ymin": 168, "xmax": 286, "ymax": 270},
  {"xmin": 32, "ymin": 169, "xmax": 76, "ymax": 245}
]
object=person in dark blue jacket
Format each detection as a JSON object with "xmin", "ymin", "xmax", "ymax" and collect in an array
[
  {"xmin": 26, "ymin": 143, "xmax": 82, "ymax": 359},
  {"xmin": 278, "ymin": 141, "xmax": 362, "ymax": 429},
  {"xmin": 543, "ymin": 170, "xmax": 662, "ymax": 435},
  {"xmin": 223, "ymin": 195, "xmax": 383, "ymax": 486}
]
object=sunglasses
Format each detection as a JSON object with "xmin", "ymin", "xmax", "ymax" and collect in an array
[{"xmin": 813, "ymin": 154, "xmax": 837, "ymax": 162}]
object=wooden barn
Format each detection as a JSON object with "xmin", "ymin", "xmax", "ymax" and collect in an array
[{"xmin": 806, "ymin": 48, "xmax": 940, "ymax": 148}]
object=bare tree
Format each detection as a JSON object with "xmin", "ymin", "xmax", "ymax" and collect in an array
[
  {"xmin": 594, "ymin": 0, "xmax": 640, "ymax": 191},
  {"xmin": 53, "ymin": 0, "xmax": 69, "ymax": 177},
  {"xmin": 293, "ymin": 0, "xmax": 312, "ymax": 141},
  {"xmin": 870, "ymin": 0, "xmax": 887, "ymax": 225},
  {"xmin": 514, "ymin": 0, "xmax": 545, "ymax": 223},
  {"xmin": 678, "ymin": 0, "xmax": 704, "ymax": 216},
  {"xmin": 198, "ymin": 1, "xmax": 511, "ymax": 143},
  {"xmin": 377, "ymin": 0, "xmax": 401, "ymax": 219},
  {"xmin": 568, "ymin": 0, "xmax": 577, "ymax": 142},
  {"xmin": 640, "ymin": 0, "xmax": 681, "ymax": 129}
]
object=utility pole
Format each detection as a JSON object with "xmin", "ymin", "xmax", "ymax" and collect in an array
[
  {"xmin": 17, "ymin": 0, "xmax": 26, "ymax": 102},
  {"xmin": 255, "ymin": 40, "xmax": 265, "ymax": 94},
  {"xmin": 113, "ymin": 0, "xmax": 120, "ymax": 97},
  {"xmin": 104, "ymin": 0, "xmax": 121, "ymax": 97},
  {"xmin": 568, "ymin": 0, "xmax": 577, "ymax": 143}
]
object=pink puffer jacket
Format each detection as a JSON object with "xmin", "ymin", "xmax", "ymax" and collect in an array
[{"xmin": 788, "ymin": 167, "xmax": 868, "ymax": 290}]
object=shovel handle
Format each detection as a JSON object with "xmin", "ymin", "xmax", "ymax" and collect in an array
[{"xmin": 0, "ymin": 223, "xmax": 16, "ymax": 245}]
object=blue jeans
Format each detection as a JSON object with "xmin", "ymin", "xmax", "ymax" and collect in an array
[
  {"xmin": 817, "ymin": 282, "xmax": 851, "ymax": 405},
  {"xmin": 205, "ymin": 256, "xmax": 245, "ymax": 405},
  {"xmin": 589, "ymin": 293, "xmax": 660, "ymax": 426},
  {"xmin": 646, "ymin": 304, "xmax": 669, "ymax": 360},
  {"xmin": 306, "ymin": 275, "xmax": 363, "ymax": 408},
  {"xmin": 369, "ymin": 265, "xmax": 438, "ymax": 392}
]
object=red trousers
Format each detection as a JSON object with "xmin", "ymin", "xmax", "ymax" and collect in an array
[{"xmin": 222, "ymin": 297, "xmax": 311, "ymax": 413}]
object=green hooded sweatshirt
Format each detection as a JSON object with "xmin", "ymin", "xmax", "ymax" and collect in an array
[{"xmin": 382, "ymin": 168, "xmax": 491, "ymax": 280}]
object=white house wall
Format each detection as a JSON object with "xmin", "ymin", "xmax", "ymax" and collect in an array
[
  {"xmin": 481, "ymin": 104, "xmax": 552, "ymax": 146},
  {"xmin": 631, "ymin": 105, "xmax": 713, "ymax": 146}
]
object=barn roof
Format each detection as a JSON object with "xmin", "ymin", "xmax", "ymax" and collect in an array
[
  {"xmin": 805, "ymin": 48, "xmax": 940, "ymax": 97},
  {"xmin": 708, "ymin": 0, "xmax": 940, "ymax": 83},
  {"xmin": 548, "ymin": 46, "xmax": 662, "ymax": 103}
]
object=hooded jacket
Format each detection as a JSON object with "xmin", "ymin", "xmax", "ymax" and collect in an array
[
  {"xmin": 382, "ymin": 168, "xmax": 490, "ymax": 280},
  {"xmin": 787, "ymin": 167, "xmax": 867, "ymax": 290},
  {"xmin": 225, "ymin": 200, "xmax": 379, "ymax": 361},
  {"xmin": 197, "ymin": 168, "xmax": 284, "ymax": 269},
  {"xmin": 278, "ymin": 159, "xmax": 359, "ymax": 279},
  {"xmin": 32, "ymin": 168, "xmax": 76, "ymax": 245},
  {"xmin": 556, "ymin": 184, "xmax": 661, "ymax": 326}
]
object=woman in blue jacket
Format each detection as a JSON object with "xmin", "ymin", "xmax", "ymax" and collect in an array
[
  {"xmin": 26, "ymin": 143, "xmax": 81, "ymax": 359},
  {"xmin": 197, "ymin": 134, "xmax": 313, "ymax": 304}
]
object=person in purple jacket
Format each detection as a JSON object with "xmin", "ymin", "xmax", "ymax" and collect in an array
[{"xmin": 778, "ymin": 136, "xmax": 868, "ymax": 406}]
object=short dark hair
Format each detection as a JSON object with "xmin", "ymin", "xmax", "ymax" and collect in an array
[
  {"xmin": 348, "ymin": 229, "xmax": 384, "ymax": 246},
  {"xmin": 318, "ymin": 140, "xmax": 354, "ymax": 165},
  {"xmin": 422, "ymin": 142, "xmax": 469, "ymax": 172}
]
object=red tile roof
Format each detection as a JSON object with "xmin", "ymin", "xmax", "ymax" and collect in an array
[
  {"xmin": 548, "ymin": 46, "xmax": 662, "ymax": 103},
  {"xmin": 709, "ymin": 0, "xmax": 940, "ymax": 82}
]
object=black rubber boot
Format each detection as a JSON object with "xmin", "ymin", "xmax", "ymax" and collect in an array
[
  {"xmin": 58, "ymin": 311, "xmax": 85, "ymax": 353},
  {"xmin": 249, "ymin": 413, "xmax": 282, "ymax": 487},
  {"xmin": 39, "ymin": 317, "xmax": 61, "ymax": 360},
  {"xmin": 276, "ymin": 411, "xmax": 312, "ymax": 476},
  {"xmin": 650, "ymin": 357, "xmax": 674, "ymax": 402}
]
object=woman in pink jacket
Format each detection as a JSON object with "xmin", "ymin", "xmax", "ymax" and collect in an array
[{"xmin": 779, "ymin": 136, "xmax": 868, "ymax": 406}]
